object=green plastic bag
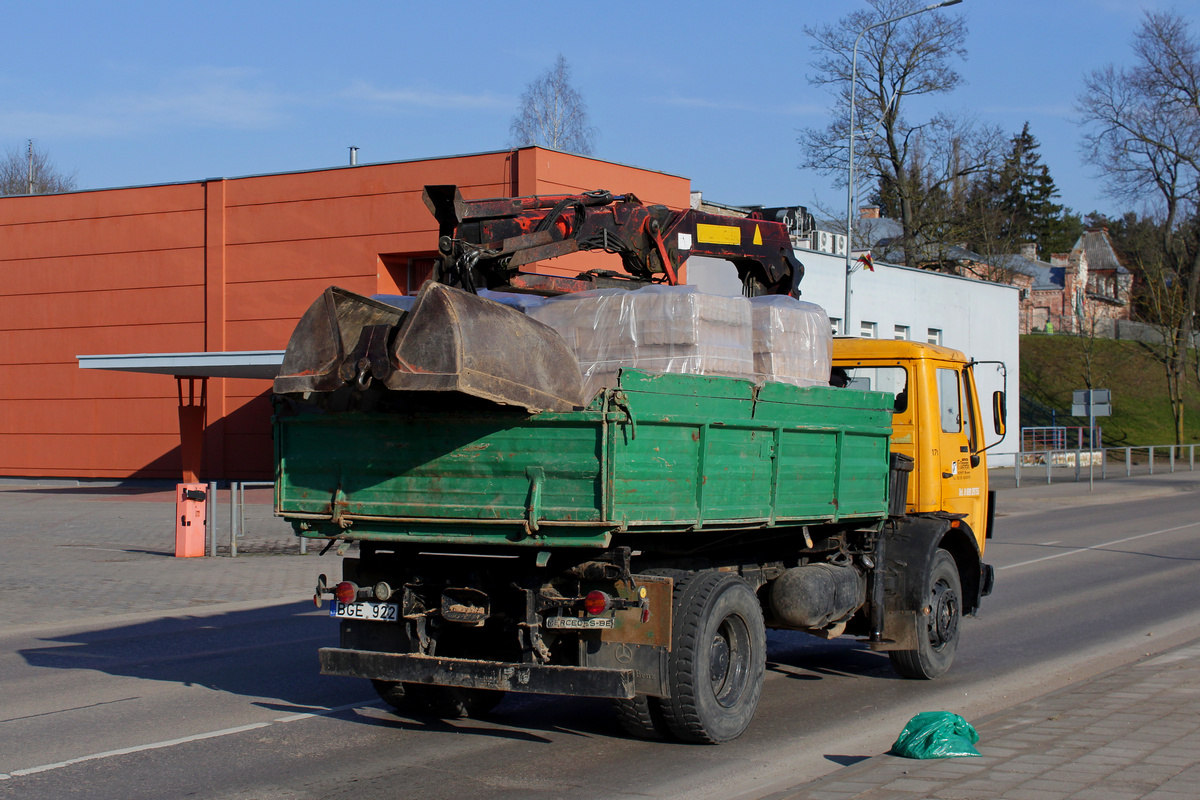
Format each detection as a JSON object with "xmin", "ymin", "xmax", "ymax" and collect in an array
[{"xmin": 890, "ymin": 711, "xmax": 981, "ymax": 759}]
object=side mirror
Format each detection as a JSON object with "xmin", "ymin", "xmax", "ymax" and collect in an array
[{"xmin": 992, "ymin": 391, "xmax": 1007, "ymax": 436}]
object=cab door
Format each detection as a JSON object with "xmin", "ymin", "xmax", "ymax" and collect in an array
[{"xmin": 934, "ymin": 363, "xmax": 987, "ymax": 536}]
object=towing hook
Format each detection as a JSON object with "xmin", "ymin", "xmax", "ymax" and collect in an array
[{"xmin": 355, "ymin": 359, "xmax": 373, "ymax": 391}]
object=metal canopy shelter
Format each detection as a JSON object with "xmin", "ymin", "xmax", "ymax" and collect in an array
[{"xmin": 77, "ymin": 350, "xmax": 285, "ymax": 482}]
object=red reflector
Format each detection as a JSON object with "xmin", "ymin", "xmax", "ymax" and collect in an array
[
  {"xmin": 334, "ymin": 581, "xmax": 358, "ymax": 605},
  {"xmin": 583, "ymin": 590, "xmax": 610, "ymax": 616}
]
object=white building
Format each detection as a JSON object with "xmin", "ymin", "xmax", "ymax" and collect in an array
[{"xmin": 687, "ymin": 247, "xmax": 1021, "ymax": 466}]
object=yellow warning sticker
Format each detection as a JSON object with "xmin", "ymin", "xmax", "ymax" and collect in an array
[
  {"xmin": 753, "ymin": 225, "xmax": 763, "ymax": 246},
  {"xmin": 696, "ymin": 223, "xmax": 741, "ymax": 245}
]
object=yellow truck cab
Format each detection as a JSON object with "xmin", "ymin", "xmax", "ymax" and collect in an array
[{"xmin": 831, "ymin": 337, "xmax": 1006, "ymax": 552}]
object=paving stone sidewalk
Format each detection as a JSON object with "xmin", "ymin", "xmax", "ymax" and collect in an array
[
  {"xmin": 0, "ymin": 483, "xmax": 325, "ymax": 629},
  {"xmin": 778, "ymin": 644, "xmax": 1200, "ymax": 800}
]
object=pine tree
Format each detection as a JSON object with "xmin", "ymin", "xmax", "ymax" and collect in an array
[
  {"xmin": 962, "ymin": 123, "xmax": 1080, "ymax": 259},
  {"xmin": 988, "ymin": 123, "xmax": 1084, "ymax": 257}
]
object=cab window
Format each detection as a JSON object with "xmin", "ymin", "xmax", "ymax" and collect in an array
[
  {"xmin": 937, "ymin": 368, "xmax": 961, "ymax": 433},
  {"xmin": 839, "ymin": 365, "xmax": 909, "ymax": 413},
  {"xmin": 962, "ymin": 370, "xmax": 977, "ymax": 449}
]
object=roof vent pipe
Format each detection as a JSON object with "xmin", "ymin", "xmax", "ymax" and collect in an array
[{"xmin": 349, "ymin": 146, "xmax": 359, "ymax": 166}]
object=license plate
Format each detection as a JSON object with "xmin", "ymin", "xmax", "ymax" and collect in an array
[
  {"xmin": 330, "ymin": 600, "xmax": 399, "ymax": 622},
  {"xmin": 544, "ymin": 616, "xmax": 614, "ymax": 630}
]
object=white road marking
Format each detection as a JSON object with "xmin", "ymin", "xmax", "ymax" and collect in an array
[
  {"xmin": 0, "ymin": 699, "xmax": 378, "ymax": 780},
  {"xmin": 998, "ymin": 521, "xmax": 1200, "ymax": 571}
]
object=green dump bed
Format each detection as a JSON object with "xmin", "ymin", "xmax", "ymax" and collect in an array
[{"xmin": 275, "ymin": 370, "xmax": 894, "ymax": 548}]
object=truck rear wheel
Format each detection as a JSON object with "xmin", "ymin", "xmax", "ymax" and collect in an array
[
  {"xmin": 660, "ymin": 571, "xmax": 766, "ymax": 744},
  {"xmin": 371, "ymin": 679, "xmax": 505, "ymax": 718},
  {"xmin": 401, "ymin": 683, "xmax": 505, "ymax": 718},
  {"xmin": 612, "ymin": 695, "xmax": 671, "ymax": 739},
  {"xmin": 372, "ymin": 679, "xmax": 407, "ymax": 710},
  {"xmin": 889, "ymin": 549, "xmax": 961, "ymax": 680}
]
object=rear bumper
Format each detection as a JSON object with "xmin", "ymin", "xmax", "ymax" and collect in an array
[{"xmin": 319, "ymin": 647, "xmax": 636, "ymax": 699}]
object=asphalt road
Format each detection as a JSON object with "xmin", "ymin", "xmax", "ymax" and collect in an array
[{"xmin": 2, "ymin": 477, "xmax": 1199, "ymax": 800}]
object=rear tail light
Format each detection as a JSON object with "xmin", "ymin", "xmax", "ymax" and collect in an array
[
  {"xmin": 583, "ymin": 590, "xmax": 610, "ymax": 616},
  {"xmin": 334, "ymin": 581, "xmax": 359, "ymax": 605}
]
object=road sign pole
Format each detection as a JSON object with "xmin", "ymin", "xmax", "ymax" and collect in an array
[{"xmin": 1089, "ymin": 391, "xmax": 1095, "ymax": 493}]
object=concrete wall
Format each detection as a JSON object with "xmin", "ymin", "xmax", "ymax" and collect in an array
[
  {"xmin": 688, "ymin": 248, "xmax": 1022, "ymax": 465},
  {"xmin": 0, "ymin": 148, "xmax": 691, "ymax": 480}
]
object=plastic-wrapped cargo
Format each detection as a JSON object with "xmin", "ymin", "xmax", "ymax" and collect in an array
[
  {"xmin": 370, "ymin": 294, "xmax": 418, "ymax": 311},
  {"xmin": 750, "ymin": 295, "xmax": 832, "ymax": 387},
  {"xmin": 528, "ymin": 285, "xmax": 753, "ymax": 399},
  {"xmin": 478, "ymin": 289, "xmax": 548, "ymax": 314}
]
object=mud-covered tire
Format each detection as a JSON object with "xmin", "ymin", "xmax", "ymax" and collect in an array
[
  {"xmin": 399, "ymin": 683, "xmax": 506, "ymax": 718},
  {"xmin": 372, "ymin": 679, "xmax": 406, "ymax": 710},
  {"xmin": 371, "ymin": 678, "xmax": 504, "ymax": 718},
  {"xmin": 890, "ymin": 549, "xmax": 961, "ymax": 680},
  {"xmin": 610, "ymin": 567, "xmax": 689, "ymax": 740},
  {"xmin": 612, "ymin": 695, "xmax": 672, "ymax": 739},
  {"xmin": 660, "ymin": 571, "xmax": 766, "ymax": 744}
]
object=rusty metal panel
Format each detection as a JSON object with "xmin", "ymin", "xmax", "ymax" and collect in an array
[
  {"xmin": 319, "ymin": 647, "xmax": 635, "ymax": 698},
  {"xmin": 601, "ymin": 575, "xmax": 672, "ymax": 649}
]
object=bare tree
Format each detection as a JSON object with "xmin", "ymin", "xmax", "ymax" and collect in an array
[
  {"xmin": 0, "ymin": 141, "xmax": 78, "ymax": 196},
  {"xmin": 510, "ymin": 55, "xmax": 596, "ymax": 156},
  {"xmin": 799, "ymin": 0, "xmax": 997, "ymax": 266},
  {"xmin": 1078, "ymin": 11, "xmax": 1200, "ymax": 444}
]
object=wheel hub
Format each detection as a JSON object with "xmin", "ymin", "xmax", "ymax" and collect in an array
[
  {"xmin": 928, "ymin": 579, "xmax": 959, "ymax": 650},
  {"xmin": 710, "ymin": 634, "xmax": 731, "ymax": 684}
]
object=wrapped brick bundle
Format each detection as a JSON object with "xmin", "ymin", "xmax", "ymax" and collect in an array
[
  {"xmin": 750, "ymin": 295, "xmax": 832, "ymax": 387},
  {"xmin": 528, "ymin": 285, "xmax": 753, "ymax": 400}
]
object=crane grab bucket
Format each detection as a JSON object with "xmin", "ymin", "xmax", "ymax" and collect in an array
[{"xmin": 274, "ymin": 282, "xmax": 584, "ymax": 413}]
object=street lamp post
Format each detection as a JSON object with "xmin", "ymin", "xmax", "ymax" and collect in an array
[{"xmin": 843, "ymin": 0, "xmax": 963, "ymax": 336}]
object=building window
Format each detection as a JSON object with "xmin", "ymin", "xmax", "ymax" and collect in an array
[
  {"xmin": 860, "ymin": 321, "xmax": 877, "ymax": 339},
  {"xmin": 894, "ymin": 325, "xmax": 910, "ymax": 340},
  {"xmin": 829, "ymin": 317, "xmax": 842, "ymax": 335},
  {"xmin": 927, "ymin": 328, "xmax": 943, "ymax": 345}
]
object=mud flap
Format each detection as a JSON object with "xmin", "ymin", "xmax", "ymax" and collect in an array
[{"xmin": 871, "ymin": 515, "xmax": 953, "ymax": 652}]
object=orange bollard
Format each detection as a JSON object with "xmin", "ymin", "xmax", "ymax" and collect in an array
[{"xmin": 175, "ymin": 483, "xmax": 208, "ymax": 557}]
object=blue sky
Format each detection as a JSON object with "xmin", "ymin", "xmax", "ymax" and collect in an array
[{"xmin": 3, "ymin": 0, "xmax": 1196, "ymax": 219}]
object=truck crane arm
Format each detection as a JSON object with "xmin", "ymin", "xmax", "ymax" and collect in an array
[
  {"xmin": 274, "ymin": 185, "xmax": 807, "ymax": 412},
  {"xmin": 422, "ymin": 185, "xmax": 804, "ymax": 297}
]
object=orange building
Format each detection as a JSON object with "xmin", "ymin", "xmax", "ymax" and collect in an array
[{"xmin": 0, "ymin": 148, "xmax": 690, "ymax": 481}]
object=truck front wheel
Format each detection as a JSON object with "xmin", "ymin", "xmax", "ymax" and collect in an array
[
  {"xmin": 661, "ymin": 571, "xmax": 766, "ymax": 743},
  {"xmin": 889, "ymin": 549, "xmax": 961, "ymax": 680}
]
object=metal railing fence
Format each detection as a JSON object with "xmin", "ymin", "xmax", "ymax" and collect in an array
[
  {"xmin": 1014, "ymin": 444, "xmax": 1197, "ymax": 487},
  {"xmin": 204, "ymin": 480, "xmax": 306, "ymax": 557}
]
